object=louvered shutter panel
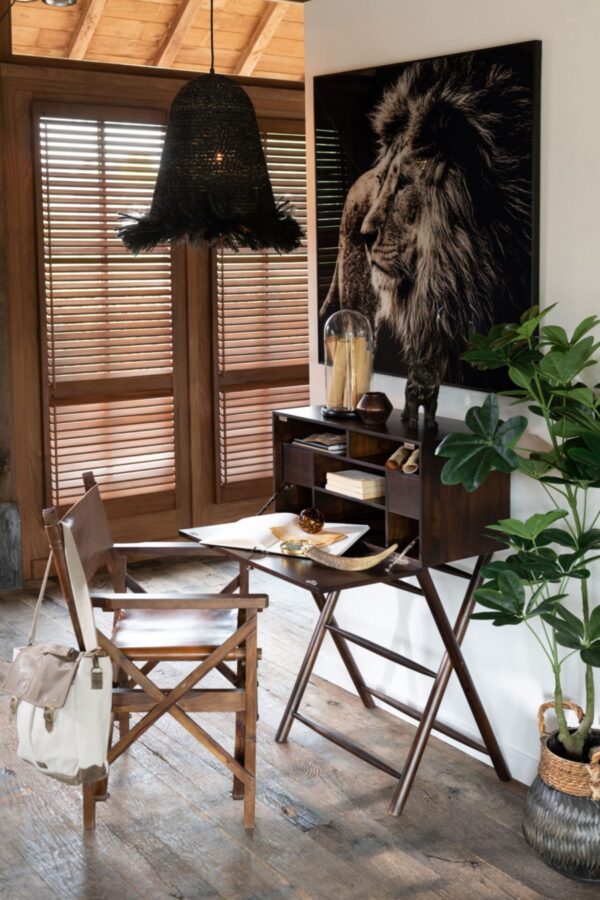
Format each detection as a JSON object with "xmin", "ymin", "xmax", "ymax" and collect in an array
[
  {"xmin": 215, "ymin": 123, "xmax": 309, "ymax": 501},
  {"xmin": 37, "ymin": 109, "xmax": 177, "ymax": 507}
]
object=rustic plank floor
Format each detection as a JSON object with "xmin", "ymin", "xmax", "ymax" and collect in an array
[{"xmin": 0, "ymin": 558, "xmax": 597, "ymax": 900}]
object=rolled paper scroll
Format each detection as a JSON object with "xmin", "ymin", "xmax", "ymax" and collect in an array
[
  {"xmin": 326, "ymin": 336, "xmax": 348, "ymax": 410},
  {"xmin": 402, "ymin": 448, "xmax": 420, "ymax": 475},
  {"xmin": 349, "ymin": 335, "xmax": 373, "ymax": 408},
  {"xmin": 385, "ymin": 445, "xmax": 411, "ymax": 471}
]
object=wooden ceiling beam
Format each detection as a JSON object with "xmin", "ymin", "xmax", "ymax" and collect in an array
[
  {"xmin": 234, "ymin": 1, "xmax": 289, "ymax": 77},
  {"xmin": 66, "ymin": 0, "xmax": 108, "ymax": 60},
  {"xmin": 153, "ymin": 0, "xmax": 212, "ymax": 69}
]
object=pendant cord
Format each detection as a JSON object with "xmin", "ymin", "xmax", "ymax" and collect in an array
[{"xmin": 209, "ymin": 0, "xmax": 215, "ymax": 74}]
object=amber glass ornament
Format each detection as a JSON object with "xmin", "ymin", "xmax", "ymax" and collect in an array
[{"xmin": 298, "ymin": 507, "xmax": 325, "ymax": 534}]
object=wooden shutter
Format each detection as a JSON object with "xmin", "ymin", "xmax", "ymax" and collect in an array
[
  {"xmin": 215, "ymin": 120, "xmax": 309, "ymax": 502},
  {"xmin": 36, "ymin": 105, "xmax": 184, "ymax": 514}
]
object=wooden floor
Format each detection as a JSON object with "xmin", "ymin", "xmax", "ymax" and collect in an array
[{"xmin": 0, "ymin": 557, "xmax": 597, "ymax": 900}]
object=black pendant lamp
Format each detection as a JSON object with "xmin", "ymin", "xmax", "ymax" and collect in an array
[{"xmin": 119, "ymin": 0, "xmax": 302, "ymax": 254}]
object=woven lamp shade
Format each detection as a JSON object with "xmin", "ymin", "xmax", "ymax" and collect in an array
[{"xmin": 119, "ymin": 74, "xmax": 303, "ymax": 254}]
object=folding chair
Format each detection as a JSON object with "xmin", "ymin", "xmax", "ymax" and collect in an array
[{"xmin": 42, "ymin": 474, "xmax": 267, "ymax": 829}]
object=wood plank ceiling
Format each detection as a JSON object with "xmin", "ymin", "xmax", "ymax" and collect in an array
[{"xmin": 11, "ymin": 0, "xmax": 305, "ymax": 81}]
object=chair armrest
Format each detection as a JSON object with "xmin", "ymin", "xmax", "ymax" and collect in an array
[
  {"xmin": 90, "ymin": 592, "xmax": 268, "ymax": 612},
  {"xmin": 113, "ymin": 541, "xmax": 224, "ymax": 558}
]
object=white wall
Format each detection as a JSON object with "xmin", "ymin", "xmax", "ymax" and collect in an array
[{"xmin": 304, "ymin": 0, "xmax": 600, "ymax": 784}]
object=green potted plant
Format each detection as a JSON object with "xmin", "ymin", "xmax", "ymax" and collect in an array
[{"xmin": 435, "ymin": 306, "xmax": 600, "ymax": 882}]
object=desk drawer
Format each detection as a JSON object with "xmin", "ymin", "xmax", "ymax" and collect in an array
[
  {"xmin": 386, "ymin": 472, "xmax": 421, "ymax": 519},
  {"xmin": 282, "ymin": 444, "xmax": 314, "ymax": 488}
]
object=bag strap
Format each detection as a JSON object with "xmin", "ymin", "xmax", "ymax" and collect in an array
[
  {"xmin": 27, "ymin": 553, "xmax": 53, "ymax": 646},
  {"xmin": 62, "ymin": 522, "xmax": 99, "ymax": 653}
]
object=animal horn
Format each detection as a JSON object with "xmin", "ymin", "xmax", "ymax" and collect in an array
[{"xmin": 306, "ymin": 542, "xmax": 399, "ymax": 572}]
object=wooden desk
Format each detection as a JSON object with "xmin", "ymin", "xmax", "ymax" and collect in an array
[{"xmin": 182, "ymin": 405, "xmax": 512, "ymax": 816}]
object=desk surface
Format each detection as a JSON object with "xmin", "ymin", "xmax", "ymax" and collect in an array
[{"xmin": 180, "ymin": 525, "xmax": 421, "ymax": 594}]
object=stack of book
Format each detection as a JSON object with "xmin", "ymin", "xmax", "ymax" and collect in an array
[
  {"xmin": 325, "ymin": 469, "xmax": 386, "ymax": 500},
  {"xmin": 292, "ymin": 432, "xmax": 346, "ymax": 455}
]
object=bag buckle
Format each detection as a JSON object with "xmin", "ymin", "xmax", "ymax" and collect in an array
[
  {"xmin": 91, "ymin": 653, "xmax": 103, "ymax": 691},
  {"xmin": 43, "ymin": 705, "xmax": 55, "ymax": 732}
]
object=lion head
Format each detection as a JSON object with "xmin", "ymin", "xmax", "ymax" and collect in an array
[{"xmin": 322, "ymin": 54, "xmax": 533, "ymax": 381}]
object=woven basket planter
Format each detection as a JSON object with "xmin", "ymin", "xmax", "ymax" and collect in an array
[{"xmin": 522, "ymin": 701, "xmax": 600, "ymax": 882}]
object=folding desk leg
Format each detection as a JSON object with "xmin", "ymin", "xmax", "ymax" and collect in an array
[
  {"xmin": 275, "ymin": 590, "xmax": 341, "ymax": 743},
  {"xmin": 233, "ymin": 562, "xmax": 250, "ymax": 800},
  {"xmin": 420, "ymin": 566, "xmax": 511, "ymax": 780},
  {"xmin": 312, "ymin": 592, "xmax": 375, "ymax": 710},
  {"xmin": 389, "ymin": 555, "xmax": 510, "ymax": 816}
]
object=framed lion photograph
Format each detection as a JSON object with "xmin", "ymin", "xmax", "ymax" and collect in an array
[{"xmin": 315, "ymin": 41, "xmax": 542, "ymax": 392}]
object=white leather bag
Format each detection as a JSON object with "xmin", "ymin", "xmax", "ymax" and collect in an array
[{"xmin": 2, "ymin": 523, "xmax": 112, "ymax": 784}]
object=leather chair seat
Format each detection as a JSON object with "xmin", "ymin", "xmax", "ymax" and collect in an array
[{"xmin": 112, "ymin": 606, "xmax": 240, "ymax": 660}]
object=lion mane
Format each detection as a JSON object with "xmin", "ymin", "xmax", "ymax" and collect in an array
[{"xmin": 321, "ymin": 53, "xmax": 533, "ymax": 380}]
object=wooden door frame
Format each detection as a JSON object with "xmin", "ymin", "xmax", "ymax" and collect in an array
[{"xmin": 0, "ymin": 59, "xmax": 304, "ymax": 581}]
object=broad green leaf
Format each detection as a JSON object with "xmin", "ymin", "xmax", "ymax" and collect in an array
[
  {"xmin": 488, "ymin": 511, "xmax": 567, "ymax": 542},
  {"xmin": 550, "ymin": 418, "xmax": 585, "ymax": 439},
  {"xmin": 516, "ymin": 549, "xmax": 563, "ymax": 581},
  {"xmin": 582, "ymin": 432, "xmax": 600, "ymax": 454},
  {"xmin": 554, "ymin": 387, "xmax": 597, "ymax": 407},
  {"xmin": 572, "ymin": 314, "xmax": 600, "ymax": 344},
  {"xmin": 491, "ymin": 615, "xmax": 522, "ymax": 626},
  {"xmin": 471, "ymin": 612, "xmax": 504, "ymax": 620},
  {"xmin": 538, "ymin": 337, "xmax": 596, "ymax": 385},
  {"xmin": 495, "ymin": 416, "xmax": 528, "ymax": 448},
  {"xmin": 527, "ymin": 595, "xmax": 568, "ymax": 616},
  {"xmin": 577, "ymin": 529, "xmax": 600, "ymax": 552},
  {"xmin": 542, "ymin": 325, "xmax": 569, "ymax": 349},
  {"xmin": 581, "ymin": 643, "xmax": 600, "ymax": 666},
  {"xmin": 497, "ymin": 570, "xmax": 526, "ymax": 606},
  {"xmin": 462, "ymin": 349, "xmax": 508, "ymax": 369},
  {"xmin": 437, "ymin": 397, "xmax": 525, "ymax": 491},
  {"xmin": 517, "ymin": 456, "xmax": 551, "ymax": 478},
  {"xmin": 465, "ymin": 394, "xmax": 499, "ymax": 437},
  {"xmin": 487, "ymin": 518, "xmax": 533, "ymax": 540},
  {"xmin": 474, "ymin": 588, "xmax": 517, "ymax": 613},
  {"xmin": 537, "ymin": 527, "xmax": 577, "ymax": 548},
  {"xmin": 555, "ymin": 604, "xmax": 584, "ymax": 638},
  {"xmin": 589, "ymin": 606, "xmax": 600, "ymax": 642},
  {"xmin": 517, "ymin": 318, "xmax": 540, "ymax": 339},
  {"xmin": 508, "ymin": 367, "xmax": 532, "ymax": 391},
  {"xmin": 558, "ymin": 552, "xmax": 578, "ymax": 570},
  {"xmin": 569, "ymin": 567, "xmax": 591, "ymax": 580},
  {"xmin": 554, "ymin": 627, "xmax": 583, "ymax": 650},
  {"xmin": 526, "ymin": 510, "xmax": 568, "ymax": 538}
]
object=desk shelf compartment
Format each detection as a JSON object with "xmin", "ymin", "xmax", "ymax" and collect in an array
[
  {"xmin": 386, "ymin": 471, "xmax": 421, "ymax": 520},
  {"xmin": 386, "ymin": 512, "xmax": 420, "ymax": 559},
  {"xmin": 282, "ymin": 443, "xmax": 315, "ymax": 489},
  {"xmin": 273, "ymin": 406, "xmax": 511, "ymax": 567},
  {"xmin": 348, "ymin": 431, "xmax": 415, "ymax": 470},
  {"xmin": 314, "ymin": 454, "xmax": 385, "ymax": 496},
  {"xmin": 314, "ymin": 489, "xmax": 387, "ymax": 549}
]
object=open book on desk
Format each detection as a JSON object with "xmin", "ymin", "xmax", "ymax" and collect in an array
[{"xmin": 182, "ymin": 513, "xmax": 369, "ymax": 556}]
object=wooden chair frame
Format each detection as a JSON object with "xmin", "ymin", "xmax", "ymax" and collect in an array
[{"xmin": 42, "ymin": 473, "xmax": 267, "ymax": 829}]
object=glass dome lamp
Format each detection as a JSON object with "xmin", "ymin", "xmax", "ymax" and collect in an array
[{"xmin": 323, "ymin": 310, "xmax": 373, "ymax": 418}]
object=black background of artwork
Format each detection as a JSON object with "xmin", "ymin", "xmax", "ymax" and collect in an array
[{"xmin": 314, "ymin": 41, "xmax": 541, "ymax": 393}]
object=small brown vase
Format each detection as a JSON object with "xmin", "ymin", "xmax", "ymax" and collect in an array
[{"xmin": 356, "ymin": 392, "xmax": 393, "ymax": 425}]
